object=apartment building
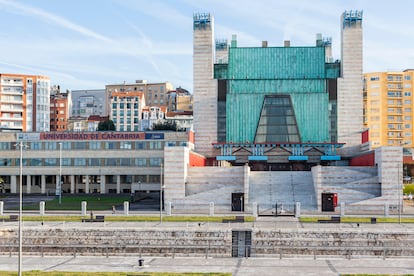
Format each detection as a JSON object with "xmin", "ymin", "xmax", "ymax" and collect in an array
[
  {"xmin": 70, "ymin": 89, "xmax": 107, "ymax": 118},
  {"xmin": 363, "ymin": 69, "xmax": 414, "ymax": 149},
  {"xmin": 106, "ymin": 80, "xmax": 173, "ymax": 108},
  {"xmin": 109, "ymin": 91, "xmax": 145, "ymax": 132},
  {"xmin": 50, "ymin": 86, "xmax": 70, "ymax": 132},
  {"xmin": 0, "ymin": 73, "xmax": 50, "ymax": 132}
]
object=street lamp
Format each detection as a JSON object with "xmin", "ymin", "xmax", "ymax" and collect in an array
[
  {"xmin": 17, "ymin": 142, "xmax": 27, "ymax": 276},
  {"xmin": 58, "ymin": 142, "xmax": 62, "ymax": 205},
  {"xmin": 160, "ymin": 163, "xmax": 164, "ymax": 224}
]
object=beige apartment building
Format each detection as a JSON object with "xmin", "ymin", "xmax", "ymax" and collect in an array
[
  {"xmin": 106, "ymin": 80, "xmax": 173, "ymax": 108},
  {"xmin": 363, "ymin": 69, "xmax": 414, "ymax": 149}
]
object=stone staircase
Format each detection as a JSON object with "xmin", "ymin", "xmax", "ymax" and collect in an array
[
  {"xmin": 249, "ymin": 171, "xmax": 317, "ymax": 210},
  {"xmin": 317, "ymin": 167, "xmax": 380, "ymax": 204}
]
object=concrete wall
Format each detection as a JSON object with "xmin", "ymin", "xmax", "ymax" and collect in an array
[
  {"xmin": 337, "ymin": 11, "xmax": 363, "ymax": 156},
  {"xmin": 164, "ymin": 146, "xmax": 189, "ymax": 203},
  {"xmin": 1, "ymin": 226, "xmax": 414, "ymax": 257}
]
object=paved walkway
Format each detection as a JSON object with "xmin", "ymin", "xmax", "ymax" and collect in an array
[{"xmin": 1, "ymin": 256, "xmax": 414, "ymax": 275}]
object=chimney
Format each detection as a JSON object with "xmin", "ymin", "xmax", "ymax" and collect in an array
[
  {"xmin": 262, "ymin": 41, "xmax": 268, "ymax": 48},
  {"xmin": 284, "ymin": 40, "xmax": 290, "ymax": 47}
]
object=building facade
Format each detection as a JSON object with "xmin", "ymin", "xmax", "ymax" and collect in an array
[
  {"xmin": 109, "ymin": 91, "xmax": 145, "ymax": 132},
  {"xmin": 106, "ymin": 80, "xmax": 173, "ymax": 108},
  {"xmin": 70, "ymin": 89, "xmax": 107, "ymax": 118},
  {"xmin": 0, "ymin": 131, "xmax": 190, "ymax": 195},
  {"xmin": 364, "ymin": 69, "xmax": 414, "ymax": 149},
  {"xmin": 0, "ymin": 74, "xmax": 50, "ymax": 132},
  {"xmin": 50, "ymin": 86, "xmax": 70, "ymax": 132}
]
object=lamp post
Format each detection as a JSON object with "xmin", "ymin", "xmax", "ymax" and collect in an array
[
  {"xmin": 59, "ymin": 142, "xmax": 62, "ymax": 205},
  {"xmin": 17, "ymin": 142, "xmax": 24, "ymax": 276},
  {"xmin": 399, "ymin": 161, "xmax": 402, "ymax": 224},
  {"xmin": 160, "ymin": 163, "xmax": 164, "ymax": 224}
]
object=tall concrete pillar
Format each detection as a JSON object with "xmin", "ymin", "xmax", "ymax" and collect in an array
[
  {"xmin": 81, "ymin": 201, "xmax": 87, "ymax": 216},
  {"xmin": 193, "ymin": 13, "xmax": 218, "ymax": 157},
  {"xmin": 252, "ymin": 202, "xmax": 258, "ymax": 217},
  {"xmin": 11, "ymin": 175, "xmax": 17, "ymax": 193},
  {"xmin": 116, "ymin": 175, "xmax": 121, "ymax": 194},
  {"xmin": 295, "ymin": 202, "xmax": 301, "ymax": 218},
  {"xmin": 340, "ymin": 202, "xmax": 346, "ymax": 216},
  {"xmin": 100, "ymin": 174, "xmax": 106, "ymax": 194},
  {"xmin": 124, "ymin": 201, "xmax": 129, "ymax": 216},
  {"xmin": 85, "ymin": 175, "xmax": 89, "ymax": 194},
  {"xmin": 0, "ymin": 201, "xmax": 3, "ymax": 215},
  {"xmin": 40, "ymin": 201, "xmax": 45, "ymax": 216},
  {"xmin": 166, "ymin": 202, "xmax": 172, "ymax": 216},
  {"xmin": 70, "ymin": 175, "xmax": 75, "ymax": 194},
  {"xmin": 26, "ymin": 175, "xmax": 31, "ymax": 194},
  {"xmin": 41, "ymin": 175, "xmax": 46, "ymax": 194},
  {"xmin": 337, "ymin": 10, "xmax": 363, "ymax": 156},
  {"xmin": 209, "ymin": 202, "xmax": 214, "ymax": 216}
]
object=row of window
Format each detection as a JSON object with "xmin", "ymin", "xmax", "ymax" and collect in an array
[
  {"xmin": 0, "ymin": 141, "xmax": 187, "ymax": 150},
  {"xmin": 0, "ymin": 157, "xmax": 163, "ymax": 167},
  {"xmin": 369, "ymin": 75, "xmax": 412, "ymax": 81}
]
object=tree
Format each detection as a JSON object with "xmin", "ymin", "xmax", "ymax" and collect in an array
[{"xmin": 97, "ymin": 120, "xmax": 116, "ymax": 131}]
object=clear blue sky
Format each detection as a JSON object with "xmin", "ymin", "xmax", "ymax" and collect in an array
[{"xmin": 0, "ymin": 0, "xmax": 413, "ymax": 92}]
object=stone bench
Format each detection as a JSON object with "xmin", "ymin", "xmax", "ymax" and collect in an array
[
  {"xmin": 318, "ymin": 216, "xmax": 340, "ymax": 223},
  {"xmin": 222, "ymin": 216, "xmax": 245, "ymax": 223},
  {"xmin": 1, "ymin": 215, "xmax": 18, "ymax": 222},
  {"xmin": 82, "ymin": 215, "xmax": 105, "ymax": 222}
]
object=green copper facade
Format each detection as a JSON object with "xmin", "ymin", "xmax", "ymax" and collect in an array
[{"xmin": 215, "ymin": 44, "xmax": 339, "ymax": 143}]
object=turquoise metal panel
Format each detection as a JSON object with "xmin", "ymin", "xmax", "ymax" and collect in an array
[
  {"xmin": 228, "ymin": 79, "xmax": 325, "ymax": 94},
  {"xmin": 248, "ymin": 156, "xmax": 268, "ymax": 161},
  {"xmin": 216, "ymin": 156, "xmax": 236, "ymax": 161},
  {"xmin": 321, "ymin": 156, "xmax": 341, "ymax": 161},
  {"xmin": 214, "ymin": 64, "xmax": 228, "ymax": 79},
  {"xmin": 290, "ymin": 93, "xmax": 330, "ymax": 142},
  {"xmin": 226, "ymin": 93, "xmax": 264, "ymax": 143},
  {"xmin": 288, "ymin": 156, "xmax": 309, "ymax": 161},
  {"xmin": 228, "ymin": 47, "xmax": 325, "ymax": 80}
]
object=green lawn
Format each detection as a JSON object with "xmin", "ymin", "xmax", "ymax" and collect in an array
[
  {"xmin": 0, "ymin": 214, "xmax": 255, "ymax": 223},
  {"xmin": 22, "ymin": 195, "xmax": 130, "ymax": 211},
  {"xmin": 404, "ymin": 183, "xmax": 414, "ymax": 195}
]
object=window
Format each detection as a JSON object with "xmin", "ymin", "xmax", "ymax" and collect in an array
[
  {"xmin": 74, "ymin": 158, "xmax": 86, "ymax": 166},
  {"xmin": 405, "ymin": 124, "xmax": 411, "ymax": 129},
  {"xmin": 89, "ymin": 158, "xmax": 100, "ymax": 166},
  {"xmin": 405, "ymin": 75, "xmax": 411, "ymax": 81},
  {"xmin": 405, "ymin": 100, "xmax": 412, "ymax": 104},
  {"xmin": 74, "ymin": 142, "xmax": 86, "ymax": 150},
  {"xmin": 135, "ymin": 142, "xmax": 145, "ymax": 149},
  {"xmin": 405, "ymin": 92, "xmax": 412, "ymax": 97},
  {"xmin": 105, "ymin": 158, "xmax": 117, "ymax": 166},
  {"xmin": 44, "ymin": 158, "xmax": 57, "ymax": 166},
  {"xmin": 149, "ymin": 175, "xmax": 160, "ymax": 183},
  {"xmin": 120, "ymin": 141, "xmax": 131, "ymax": 149},
  {"xmin": 44, "ymin": 142, "xmax": 57, "ymax": 150},
  {"xmin": 105, "ymin": 142, "xmax": 116, "ymax": 149},
  {"xmin": 149, "ymin": 141, "xmax": 163, "ymax": 150},
  {"xmin": 149, "ymin": 158, "xmax": 162, "ymax": 166},
  {"xmin": 120, "ymin": 158, "xmax": 131, "ymax": 166},
  {"xmin": 62, "ymin": 158, "xmax": 71, "ymax": 166},
  {"xmin": 30, "ymin": 142, "xmax": 42, "ymax": 150},
  {"xmin": 89, "ymin": 141, "xmax": 101, "ymax": 150},
  {"xmin": 135, "ymin": 158, "xmax": 146, "ymax": 166}
]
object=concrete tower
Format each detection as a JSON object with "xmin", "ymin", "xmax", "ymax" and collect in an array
[
  {"xmin": 193, "ymin": 13, "xmax": 218, "ymax": 157},
  {"xmin": 337, "ymin": 10, "xmax": 364, "ymax": 156}
]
